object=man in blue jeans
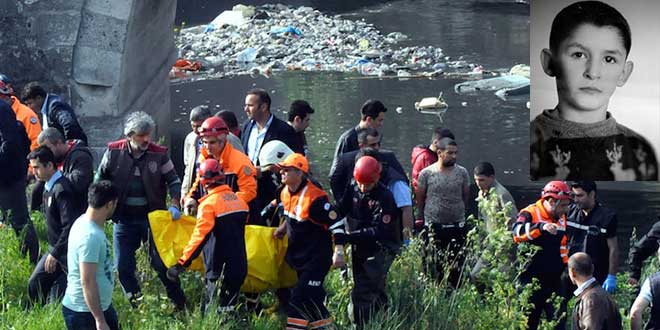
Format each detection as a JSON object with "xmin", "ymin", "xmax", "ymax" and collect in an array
[
  {"xmin": 96, "ymin": 111, "xmax": 185, "ymax": 309},
  {"xmin": 62, "ymin": 180, "xmax": 119, "ymax": 330}
]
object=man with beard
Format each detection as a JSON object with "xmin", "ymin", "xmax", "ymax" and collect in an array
[
  {"xmin": 415, "ymin": 138, "xmax": 470, "ymax": 287},
  {"xmin": 96, "ymin": 111, "xmax": 186, "ymax": 310}
]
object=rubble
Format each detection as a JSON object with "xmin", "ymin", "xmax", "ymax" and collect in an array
[{"xmin": 175, "ymin": 4, "xmax": 489, "ymax": 79}]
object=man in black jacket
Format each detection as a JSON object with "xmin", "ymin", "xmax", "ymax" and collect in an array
[
  {"xmin": 240, "ymin": 88, "xmax": 303, "ymax": 226},
  {"xmin": 330, "ymin": 99, "xmax": 387, "ymax": 174},
  {"xmin": 27, "ymin": 146, "xmax": 85, "ymax": 304},
  {"xmin": 0, "ymin": 100, "xmax": 39, "ymax": 263},
  {"xmin": 628, "ymin": 218, "xmax": 660, "ymax": 286},
  {"xmin": 21, "ymin": 82, "xmax": 87, "ymax": 143}
]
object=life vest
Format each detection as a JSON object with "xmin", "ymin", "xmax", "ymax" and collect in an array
[
  {"xmin": 280, "ymin": 182, "xmax": 329, "ymax": 229},
  {"xmin": 516, "ymin": 199, "xmax": 568, "ymax": 264}
]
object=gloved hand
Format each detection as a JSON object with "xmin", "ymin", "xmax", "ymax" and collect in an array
[
  {"xmin": 167, "ymin": 264, "xmax": 185, "ymax": 282},
  {"xmin": 602, "ymin": 274, "xmax": 617, "ymax": 293},
  {"xmin": 169, "ymin": 205, "xmax": 181, "ymax": 220},
  {"xmin": 403, "ymin": 239, "xmax": 410, "ymax": 247}
]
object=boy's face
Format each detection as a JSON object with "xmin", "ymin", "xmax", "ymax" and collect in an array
[{"xmin": 547, "ymin": 23, "xmax": 632, "ymax": 113}]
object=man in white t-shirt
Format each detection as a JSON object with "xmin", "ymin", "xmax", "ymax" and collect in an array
[{"xmin": 62, "ymin": 181, "xmax": 119, "ymax": 330}]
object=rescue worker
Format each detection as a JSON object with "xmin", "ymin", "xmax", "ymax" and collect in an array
[
  {"xmin": 338, "ymin": 155, "xmax": 401, "ymax": 328},
  {"xmin": 96, "ymin": 111, "xmax": 185, "ymax": 309},
  {"xmin": 266, "ymin": 153, "xmax": 346, "ymax": 330},
  {"xmin": 167, "ymin": 159, "xmax": 249, "ymax": 314},
  {"xmin": 0, "ymin": 74, "xmax": 41, "ymax": 150},
  {"xmin": 630, "ymin": 245, "xmax": 660, "ymax": 330},
  {"xmin": 184, "ymin": 117, "xmax": 256, "ymax": 218},
  {"xmin": 513, "ymin": 180, "xmax": 571, "ymax": 330}
]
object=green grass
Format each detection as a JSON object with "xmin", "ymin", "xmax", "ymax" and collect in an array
[{"xmin": 0, "ymin": 194, "xmax": 654, "ymax": 329}]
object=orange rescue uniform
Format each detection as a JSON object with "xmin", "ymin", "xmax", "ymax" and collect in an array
[{"xmin": 11, "ymin": 96, "xmax": 41, "ymax": 150}]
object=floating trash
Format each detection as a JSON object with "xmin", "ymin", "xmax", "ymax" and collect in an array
[
  {"xmin": 395, "ymin": 106, "xmax": 403, "ymax": 114},
  {"xmin": 415, "ymin": 93, "xmax": 449, "ymax": 122}
]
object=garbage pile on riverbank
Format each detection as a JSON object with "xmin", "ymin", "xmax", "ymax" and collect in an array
[{"xmin": 174, "ymin": 4, "xmax": 489, "ymax": 79}]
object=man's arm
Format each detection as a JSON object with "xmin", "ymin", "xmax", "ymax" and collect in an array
[
  {"xmin": 94, "ymin": 149, "xmax": 111, "ymax": 182},
  {"xmin": 52, "ymin": 106, "xmax": 87, "ymax": 143},
  {"xmin": 629, "ymin": 221, "xmax": 660, "ymax": 283},
  {"xmin": 630, "ymin": 294, "xmax": 650, "ymax": 330},
  {"xmin": 50, "ymin": 190, "xmax": 81, "ymax": 263},
  {"xmin": 80, "ymin": 261, "xmax": 108, "ymax": 329},
  {"xmin": 607, "ymin": 236, "xmax": 618, "ymax": 276},
  {"xmin": 67, "ymin": 151, "xmax": 94, "ymax": 195}
]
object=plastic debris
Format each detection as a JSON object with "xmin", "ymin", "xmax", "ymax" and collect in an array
[
  {"xmin": 204, "ymin": 10, "xmax": 247, "ymax": 32},
  {"xmin": 236, "ymin": 47, "xmax": 259, "ymax": 63},
  {"xmin": 395, "ymin": 107, "xmax": 403, "ymax": 114},
  {"xmin": 415, "ymin": 93, "xmax": 449, "ymax": 122},
  {"xmin": 454, "ymin": 74, "xmax": 529, "ymax": 94}
]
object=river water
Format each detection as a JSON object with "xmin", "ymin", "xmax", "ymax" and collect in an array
[{"xmin": 168, "ymin": 0, "xmax": 660, "ymax": 267}]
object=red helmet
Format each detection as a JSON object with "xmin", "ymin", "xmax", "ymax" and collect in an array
[
  {"xmin": 353, "ymin": 156, "xmax": 381, "ymax": 184},
  {"xmin": 541, "ymin": 180, "xmax": 572, "ymax": 200},
  {"xmin": 198, "ymin": 117, "xmax": 228, "ymax": 137},
  {"xmin": 198, "ymin": 159, "xmax": 225, "ymax": 186}
]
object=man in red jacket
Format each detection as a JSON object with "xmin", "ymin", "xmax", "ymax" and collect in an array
[{"xmin": 410, "ymin": 127, "xmax": 455, "ymax": 192}]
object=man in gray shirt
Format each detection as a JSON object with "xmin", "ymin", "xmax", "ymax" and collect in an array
[{"xmin": 415, "ymin": 137, "xmax": 469, "ymax": 286}]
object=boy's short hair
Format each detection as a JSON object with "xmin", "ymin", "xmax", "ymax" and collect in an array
[
  {"xmin": 88, "ymin": 180, "xmax": 119, "ymax": 209},
  {"xmin": 474, "ymin": 162, "xmax": 495, "ymax": 177},
  {"xmin": 550, "ymin": 1, "xmax": 631, "ymax": 57},
  {"xmin": 27, "ymin": 146, "xmax": 55, "ymax": 167},
  {"xmin": 21, "ymin": 82, "xmax": 47, "ymax": 101},
  {"xmin": 288, "ymin": 100, "xmax": 315, "ymax": 122}
]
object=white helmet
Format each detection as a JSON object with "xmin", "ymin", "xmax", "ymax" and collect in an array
[{"xmin": 259, "ymin": 140, "xmax": 293, "ymax": 166}]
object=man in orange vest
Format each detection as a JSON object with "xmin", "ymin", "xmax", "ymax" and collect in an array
[
  {"xmin": 267, "ymin": 153, "xmax": 346, "ymax": 330},
  {"xmin": 0, "ymin": 74, "xmax": 41, "ymax": 150},
  {"xmin": 513, "ymin": 180, "xmax": 571, "ymax": 330},
  {"xmin": 183, "ymin": 117, "xmax": 256, "ymax": 218},
  {"xmin": 168, "ymin": 158, "xmax": 249, "ymax": 314}
]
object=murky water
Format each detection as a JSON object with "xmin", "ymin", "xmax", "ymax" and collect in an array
[{"xmin": 166, "ymin": 0, "xmax": 660, "ymax": 266}]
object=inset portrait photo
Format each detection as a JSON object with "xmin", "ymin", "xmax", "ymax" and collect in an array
[{"xmin": 530, "ymin": 0, "xmax": 660, "ymax": 181}]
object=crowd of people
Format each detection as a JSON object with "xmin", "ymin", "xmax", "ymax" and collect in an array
[{"xmin": 0, "ymin": 75, "xmax": 659, "ymax": 330}]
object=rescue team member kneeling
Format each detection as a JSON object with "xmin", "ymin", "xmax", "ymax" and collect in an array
[
  {"xmin": 167, "ymin": 159, "xmax": 248, "ymax": 314},
  {"xmin": 513, "ymin": 180, "xmax": 570, "ymax": 330},
  {"xmin": 264, "ymin": 153, "xmax": 346, "ymax": 330},
  {"xmin": 338, "ymin": 155, "xmax": 401, "ymax": 329}
]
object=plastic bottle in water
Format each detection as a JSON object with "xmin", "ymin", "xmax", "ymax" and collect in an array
[{"xmin": 236, "ymin": 47, "xmax": 258, "ymax": 63}]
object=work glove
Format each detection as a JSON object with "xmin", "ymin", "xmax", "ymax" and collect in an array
[
  {"xmin": 167, "ymin": 264, "xmax": 185, "ymax": 282},
  {"xmin": 169, "ymin": 205, "xmax": 181, "ymax": 220},
  {"xmin": 602, "ymin": 274, "xmax": 617, "ymax": 294},
  {"xmin": 403, "ymin": 239, "xmax": 411, "ymax": 247}
]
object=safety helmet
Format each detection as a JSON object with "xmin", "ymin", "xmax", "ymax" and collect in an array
[
  {"xmin": 353, "ymin": 156, "xmax": 381, "ymax": 184},
  {"xmin": 278, "ymin": 153, "xmax": 309, "ymax": 174},
  {"xmin": 0, "ymin": 74, "xmax": 12, "ymax": 95},
  {"xmin": 198, "ymin": 159, "xmax": 225, "ymax": 186},
  {"xmin": 198, "ymin": 117, "xmax": 228, "ymax": 137},
  {"xmin": 259, "ymin": 140, "xmax": 293, "ymax": 166},
  {"xmin": 541, "ymin": 180, "xmax": 572, "ymax": 200}
]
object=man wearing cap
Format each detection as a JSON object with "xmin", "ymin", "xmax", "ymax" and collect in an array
[
  {"xmin": 0, "ymin": 74, "xmax": 41, "ymax": 150},
  {"xmin": 513, "ymin": 180, "xmax": 571, "ymax": 330},
  {"xmin": 21, "ymin": 82, "xmax": 87, "ymax": 143},
  {"xmin": 168, "ymin": 159, "xmax": 249, "ymax": 315},
  {"xmin": 96, "ymin": 111, "xmax": 185, "ymax": 309},
  {"xmin": 331, "ymin": 99, "xmax": 388, "ymax": 175},
  {"xmin": 184, "ymin": 116, "xmax": 256, "ymax": 218},
  {"xmin": 415, "ymin": 137, "xmax": 470, "ymax": 286},
  {"xmin": 287, "ymin": 100, "xmax": 315, "ymax": 157},
  {"xmin": 338, "ymin": 155, "xmax": 401, "ymax": 328},
  {"xmin": 240, "ymin": 88, "xmax": 303, "ymax": 225},
  {"xmin": 267, "ymin": 153, "xmax": 346, "ymax": 330}
]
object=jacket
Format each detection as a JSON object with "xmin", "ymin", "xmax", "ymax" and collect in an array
[
  {"xmin": 187, "ymin": 142, "xmax": 257, "ymax": 205},
  {"xmin": 181, "ymin": 131, "xmax": 244, "ymax": 198},
  {"xmin": 240, "ymin": 114, "xmax": 303, "ymax": 223},
  {"xmin": 11, "ymin": 96, "xmax": 41, "ymax": 150},
  {"xmin": 179, "ymin": 184, "xmax": 248, "ymax": 282},
  {"xmin": 410, "ymin": 145, "xmax": 437, "ymax": 192},
  {"xmin": 0, "ymin": 100, "xmax": 29, "ymax": 185},
  {"xmin": 339, "ymin": 181, "xmax": 401, "ymax": 256},
  {"xmin": 43, "ymin": 174, "xmax": 86, "ymax": 264},
  {"xmin": 269, "ymin": 179, "xmax": 346, "ymax": 270},
  {"xmin": 97, "ymin": 139, "xmax": 181, "ymax": 216},
  {"xmin": 329, "ymin": 149, "xmax": 408, "ymax": 206},
  {"xmin": 571, "ymin": 280, "xmax": 622, "ymax": 330},
  {"xmin": 330, "ymin": 125, "xmax": 360, "ymax": 174},
  {"xmin": 629, "ymin": 219, "xmax": 660, "ymax": 281},
  {"xmin": 60, "ymin": 139, "xmax": 94, "ymax": 198},
  {"xmin": 513, "ymin": 199, "xmax": 568, "ymax": 276},
  {"xmin": 42, "ymin": 94, "xmax": 87, "ymax": 143},
  {"xmin": 566, "ymin": 203, "xmax": 617, "ymax": 283}
]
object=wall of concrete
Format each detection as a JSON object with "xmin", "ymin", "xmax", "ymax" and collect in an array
[{"xmin": 0, "ymin": 0, "xmax": 177, "ymax": 118}]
